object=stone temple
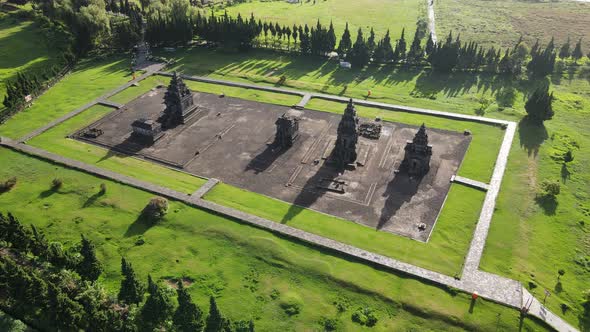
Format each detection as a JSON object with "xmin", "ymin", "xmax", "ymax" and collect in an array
[
  {"xmin": 332, "ymin": 99, "xmax": 359, "ymax": 167},
  {"xmin": 275, "ymin": 109, "xmax": 303, "ymax": 148},
  {"xmin": 401, "ymin": 123, "xmax": 432, "ymax": 177},
  {"xmin": 131, "ymin": 118, "xmax": 163, "ymax": 144},
  {"xmin": 159, "ymin": 72, "xmax": 199, "ymax": 129}
]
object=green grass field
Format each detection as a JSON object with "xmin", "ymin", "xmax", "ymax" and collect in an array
[
  {"xmin": 435, "ymin": 0, "xmax": 590, "ymax": 49},
  {"xmin": 0, "ymin": 14, "xmax": 58, "ymax": 114},
  {"xmin": 0, "ymin": 147, "xmax": 549, "ymax": 331},
  {"xmin": 216, "ymin": 0, "xmax": 423, "ymax": 44}
]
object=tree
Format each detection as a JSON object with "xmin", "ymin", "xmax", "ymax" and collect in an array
[
  {"xmin": 141, "ymin": 196, "xmax": 168, "ymax": 223},
  {"xmin": 367, "ymin": 27, "xmax": 376, "ymax": 56},
  {"xmin": 173, "ymin": 281, "xmax": 205, "ymax": 332},
  {"xmin": 407, "ymin": 25, "xmax": 424, "ymax": 64},
  {"xmin": 205, "ymin": 296, "xmax": 223, "ymax": 332},
  {"xmin": 347, "ymin": 28, "xmax": 370, "ymax": 68},
  {"xmin": 572, "ymin": 38, "xmax": 583, "ymax": 63},
  {"xmin": 118, "ymin": 257, "xmax": 144, "ymax": 304},
  {"xmin": 425, "ymin": 33, "xmax": 435, "ymax": 56},
  {"xmin": 337, "ymin": 22, "xmax": 352, "ymax": 55},
  {"xmin": 395, "ymin": 28, "xmax": 407, "ymax": 61},
  {"xmin": 77, "ymin": 235, "xmax": 102, "ymax": 281},
  {"xmin": 525, "ymin": 85, "xmax": 554, "ymax": 123},
  {"xmin": 140, "ymin": 278, "xmax": 174, "ymax": 330},
  {"xmin": 559, "ymin": 37, "xmax": 571, "ymax": 59},
  {"xmin": 373, "ymin": 30, "xmax": 393, "ymax": 63},
  {"xmin": 327, "ymin": 21, "xmax": 336, "ymax": 52}
]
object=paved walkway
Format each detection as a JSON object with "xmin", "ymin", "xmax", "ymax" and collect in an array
[
  {"xmin": 427, "ymin": 0, "xmax": 438, "ymax": 43},
  {"xmin": 191, "ymin": 178, "xmax": 219, "ymax": 199},
  {"xmin": 2, "ymin": 67, "xmax": 578, "ymax": 331},
  {"xmin": 97, "ymin": 99, "xmax": 124, "ymax": 108},
  {"xmin": 295, "ymin": 93, "xmax": 313, "ymax": 109},
  {"xmin": 451, "ymin": 175, "xmax": 490, "ymax": 191}
]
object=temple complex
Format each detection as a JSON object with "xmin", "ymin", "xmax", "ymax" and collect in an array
[
  {"xmin": 332, "ymin": 99, "xmax": 359, "ymax": 167},
  {"xmin": 131, "ymin": 118, "xmax": 163, "ymax": 143},
  {"xmin": 401, "ymin": 123, "xmax": 432, "ymax": 177},
  {"xmin": 159, "ymin": 72, "xmax": 199, "ymax": 129},
  {"xmin": 275, "ymin": 109, "xmax": 303, "ymax": 148}
]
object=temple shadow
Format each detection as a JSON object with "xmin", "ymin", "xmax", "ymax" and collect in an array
[
  {"xmin": 377, "ymin": 171, "xmax": 421, "ymax": 230},
  {"xmin": 98, "ymin": 134, "xmax": 147, "ymax": 162},
  {"xmin": 561, "ymin": 163, "xmax": 571, "ymax": 183},
  {"xmin": 535, "ymin": 195, "xmax": 558, "ymax": 215},
  {"xmin": 244, "ymin": 143, "xmax": 288, "ymax": 174},
  {"xmin": 280, "ymin": 152, "xmax": 346, "ymax": 224},
  {"xmin": 518, "ymin": 116, "xmax": 548, "ymax": 157}
]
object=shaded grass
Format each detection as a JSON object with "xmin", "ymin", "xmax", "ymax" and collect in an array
[
  {"xmin": 0, "ymin": 147, "xmax": 548, "ymax": 331},
  {"xmin": 204, "ymin": 182, "xmax": 485, "ymax": 276},
  {"xmin": 27, "ymin": 105, "xmax": 206, "ymax": 194},
  {"xmin": 0, "ymin": 56, "xmax": 132, "ymax": 139}
]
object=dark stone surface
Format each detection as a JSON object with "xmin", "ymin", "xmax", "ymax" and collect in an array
[{"xmin": 75, "ymin": 89, "xmax": 472, "ymax": 241}]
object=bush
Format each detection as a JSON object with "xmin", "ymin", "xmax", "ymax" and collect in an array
[
  {"xmin": 564, "ymin": 150, "xmax": 574, "ymax": 162},
  {"xmin": 0, "ymin": 177, "xmax": 17, "ymax": 193},
  {"xmin": 319, "ymin": 317, "xmax": 339, "ymax": 331},
  {"xmin": 538, "ymin": 179, "xmax": 560, "ymax": 198},
  {"xmin": 141, "ymin": 197, "xmax": 169, "ymax": 223},
  {"xmin": 51, "ymin": 178, "xmax": 63, "ymax": 190},
  {"xmin": 99, "ymin": 183, "xmax": 106, "ymax": 195},
  {"xmin": 279, "ymin": 292, "xmax": 303, "ymax": 316},
  {"xmin": 351, "ymin": 306, "xmax": 378, "ymax": 327}
]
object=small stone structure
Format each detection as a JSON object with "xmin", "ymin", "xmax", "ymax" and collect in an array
[
  {"xmin": 275, "ymin": 109, "xmax": 303, "ymax": 148},
  {"xmin": 132, "ymin": 18, "xmax": 151, "ymax": 68},
  {"xmin": 402, "ymin": 123, "xmax": 432, "ymax": 177},
  {"xmin": 159, "ymin": 72, "xmax": 199, "ymax": 129},
  {"xmin": 82, "ymin": 128, "xmax": 103, "ymax": 138},
  {"xmin": 332, "ymin": 99, "xmax": 359, "ymax": 167},
  {"xmin": 359, "ymin": 121, "xmax": 382, "ymax": 139},
  {"xmin": 131, "ymin": 118, "xmax": 163, "ymax": 143}
]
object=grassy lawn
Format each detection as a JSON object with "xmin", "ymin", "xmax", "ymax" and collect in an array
[
  {"xmin": 204, "ymin": 182, "xmax": 484, "ymax": 276},
  {"xmin": 106, "ymin": 75, "xmax": 168, "ymax": 104},
  {"xmin": 435, "ymin": 0, "xmax": 590, "ymax": 49},
  {"xmin": 0, "ymin": 55, "xmax": 133, "ymax": 139},
  {"xmin": 0, "ymin": 14, "xmax": 58, "ymax": 114},
  {"xmin": 0, "ymin": 147, "xmax": 549, "ymax": 331},
  {"xmin": 216, "ymin": 0, "xmax": 423, "ymax": 43},
  {"xmin": 26, "ymin": 104, "xmax": 206, "ymax": 194}
]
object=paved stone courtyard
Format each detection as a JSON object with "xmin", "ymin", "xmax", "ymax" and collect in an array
[{"xmin": 74, "ymin": 88, "xmax": 471, "ymax": 241}]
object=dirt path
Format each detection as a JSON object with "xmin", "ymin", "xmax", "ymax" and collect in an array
[{"xmin": 427, "ymin": 0, "xmax": 437, "ymax": 43}]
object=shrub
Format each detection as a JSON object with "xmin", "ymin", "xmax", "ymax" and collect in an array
[
  {"xmin": 0, "ymin": 177, "xmax": 17, "ymax": 193},
  {"xmin": 51, "ymin": 178, "xmax": 63, "ymax": 190},
  {"xmin": 351, "ymin": 306, "xmax": 378, "ymax": 327},
  {"xmin": 538, "ymin": 179, "xmax": 560, "ymax": 198},
  {"xmin": 279, "ymin": 292, "xmax": 303, "ymax": 316},
  {"xmin": 99, "ymin": 183, "xmax": 106, "ymax": 195},
  {"xmin": 319, "ymin": 317, "xmax": 339, "ymax": 331},
  {"xmin": 564, "ymin": 150, "xmax": 574, "ymax": 162},
  {"xmin": 141, "ymin": 197, "xmax": 169, "ymax": 223}
]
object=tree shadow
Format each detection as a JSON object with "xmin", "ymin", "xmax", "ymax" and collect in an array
[
  {"xmin": 38, "ymin": 188, "xmax": 58, "ymax": 199},
  {"xmin": 535, "ymin": 195, "xmax": 558, "ymax": 215},
  {"xmin": 554, "ymin": 281, "xmax": 563, "ymax": 293},
  {"xmin": 377, "ymin": 172, "xmax": 421, "ymax": 230},
  {"xmin": 412, "ymin": 70, "xmax": 478, "ymax": 100},
  {"xmin": 518, "ymin": 116, "xmax": 548, "ymax": 157},
  {"xmin": 83, "ymin": 191, "xmax": 106, "ymax": 208},
  {"xmin": 560, "ymin": 163, "xmax": 571, "ymax": 183},
  {"xmin": 124, "ymin": 214, "xmax": 151, "ymax": 237}
]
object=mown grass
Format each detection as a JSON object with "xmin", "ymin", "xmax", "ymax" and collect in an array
[
  {"xmin": 0, "ymin": 148, "xmax": 549, "ymax": 331},
  {"xmin": 435, "ymin": 0, "xmax": 590, "ymax": 49},
  {"xmin": 27, "ymin": 104, "xmax": 206, "ymax": 194},
  {"xmin": 204, "ymin": 182, "xmax": 485, "ymax": 276},
  {"xmin": 215, "ymin": 0, "xmax": 423, "ymax": 44},
  {"xmin": 0, "ymin": 14, "xmax": 58, "ymax": 114},
  {"xmin": 106, "ymin": 75, "xmax": 168, "ymax": 104},
  {"xmin": 0, "ymin": 56, "xmax": 132, "ymax": 139}
]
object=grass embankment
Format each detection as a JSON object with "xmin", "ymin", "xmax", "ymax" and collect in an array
[
  {"xmin": 216, "ymin": 0, "xmax": 423, "ymax": 43},
  {"xmin": 0, "ymin": 56, "xmax": 133, "ymax": 139},
  {"xmin": 0, "ymin": 148, "xmax": 549, "ymax": 331},
  {"xmin": 0, "ymin": 14, "xmax": 58, "ymax": 114},
  {"xmin": 436, "ymin": 0, "xmax": 590, "ymax": 48}
]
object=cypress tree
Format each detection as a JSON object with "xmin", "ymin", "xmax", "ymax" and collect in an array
[
  {"xmin": 140, "ymin": 278, "xmax": 174, "ymax": 330},
  {"xmin": 205, "ymin": 296, "xmax": 223, "ymax": 332},
  {"xmin": 173, "ymin": 281, "xmax": 205, "ymax": 332},
  {"xmin": 408, "ymin": 25, "xmax": 423, "ymax": 63},
  {"xmin": 525, "ymin": 85, "xmax": 554, "ymax": 124},
  {"xmin": 118, "ymin": 258, "xmax": 145, "ymax": 304},
  {"xmin": 572, "ymin": 38, "xmax": 583, "ymax": 63},
  {"xmin": 327, "ymin": 21, "xmax": 336, "ymax": 52},
  {"xmin": 374, "ymin": 30, "xmax": 393, "ymax": 63},
  {"xmin": 367, "ymin": 27, "xmax": 376, "ymax": 56},
  {"xmin": 425, "ymin": 33, "xmax": 435, "ymax": 56},
  {"xmin": 347, "ymin": 28, "xmax": 370, "ymax": 68},
  {"xmin": 337, "ymin": 22, "xmax": 352, "ymax": 54},
  {"xmin": 395, "ymin": 28, "xmax": 407, "ymax": 61},
  {"xmin": 77, "ymin": 235, "xmax": 102, "ymax": 281}
]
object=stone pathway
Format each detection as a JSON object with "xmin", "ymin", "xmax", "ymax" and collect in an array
[
  {"xmin": 427, "ymin": 0, "xmax": 437, "ymax": 43},
  {"xmin": 3, "ymin": 69, "xmax": 578, "ymax": 331},
  {"xmin": 97, "ymin": 99, "xmax": 124, "ymax": 109},
  {"xmin": 191, "ymin": 178, "xmax": 219, "ymax": 199},
  {"xmin": 295, "ymin": 93, "xmax": 313, "ymax": 109},
  {"xmin": 451, "ymin": 175, "xmax": 490, "ymax": 191}
]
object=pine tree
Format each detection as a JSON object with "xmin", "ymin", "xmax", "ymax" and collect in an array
[
  {"xmin": 140, "ymin": 278, "xmax": 174, "ymax": 330},
  {"xmin": 118, "ymin": 258, "xmax": 145, "ymax": 304},
  {"xmin": 525, "ymin": 85, "xmax": 554, "ymax": 124},
  {"xmin": 395, "ymin": 28, "xmax": 407, "ymax": 61},
  {"xmin": 174, "ymin": 281, "xmax": 205, "ymax": 332},
  {"xmin": 327, "ymin": 21, "xmax": 336, "ymax": 52},
  {"xmin": 408, "ymin": 25, "xmax": 423, "ymax": 64},
  {"xmin": 205, "ymin": 296, "xmax": 223, "ymax": 332},
  {"xmin": 347, "ymin": 28, "xmax": 370, "ymax": 68},
  {"xmin": 559, "ymin": 37, "xmax": 571, "ymax": 59},
  {"xmin": 572, "ymin": 38, "xmax": 583, "ymax": 63},
  {"xmin": 367, "ymin": 27, "xmax": 376, "ymax": 56},
  {"xmin": 337, "ymin": 22, "xmax": 352, "ymax": 55},
  {"xmin": 425, "ymin": 33, "xmax": 435, "ymax": 56},
  {"xmin": 77, "ymin": 235, "xmax": 102, "ymax": 281}
]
